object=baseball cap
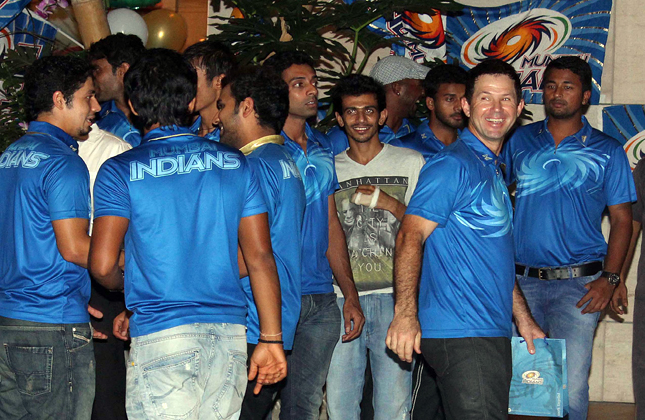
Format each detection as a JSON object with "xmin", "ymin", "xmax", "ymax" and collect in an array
[{"xmin": 369, "ymin": 56, "xmax": 429, "ymax": 86}]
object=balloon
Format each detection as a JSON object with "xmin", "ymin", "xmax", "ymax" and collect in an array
[
  {"xmin": 107, "ymin": 8, "xmax": 148, "ymax": 45},
  {"xmin": 143, "ymin": 9, "xmax": 187, "ymax": 51}
]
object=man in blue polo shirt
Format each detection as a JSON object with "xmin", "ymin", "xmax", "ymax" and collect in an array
[
  {"xmin": 503, "ymin": 56, "xmax": 636, "ymax": 420},
  {"xmin": 386, "ymin": 60, "xmax": 544, "ymax": 420},
  {"xmin": 89, "ymin": 49, "xmax": 287, "ymax": 419},
  {"xmin": 88, "ymin": 34, "xmax": 145, "ymax": 147},
  {"xmin": 264, "ymin": 51, "xmax": 365, "ymax": 419},
  {"xmin": 0, "ymin": 55, "xmax": 101, "ymax": 419},
  {"xmin": 399, "ymin": 64, "xmax": 467, "ymax": 162},
  {"xmin": 215, "ymin": 66, "xmax": 306, "ymax": 419},
  {"xmin": 326, "ymin": 56, "xmax": 428, "ymax": 156},
  {"xmin": 184, "ymin": 39, "xmax": 236, "ymax": 142}
]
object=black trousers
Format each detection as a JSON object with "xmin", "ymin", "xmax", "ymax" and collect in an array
[
  {"xmin": 240, "ymin": 343, "xmax": 287, "ymax": 420},
  {"xmin": 411, "ymin": 353, "xmax": 445, "ymax": 420},
  {"xmin": 634, "ymin": 282, "xmax": 645, "ymax": 420}
]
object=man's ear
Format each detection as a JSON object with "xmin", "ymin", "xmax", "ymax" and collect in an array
[
  {"xmin": 425, "ymin": 96, "xmax": 435, "ymax": 112},
  {"xmin": 378, "ymin": 108, "xmax": 388, "ymax": 126},
  {"xmin": 128, "ymin": 99, "xmax": 138, "ymax": 116},
  {"xmin": 116, "ymin": 63, "xmax": 130, "ymax": 81},
  {"xmin": 461, "ymin": 97, "xmax": 471, "ymax": 118},
  {"xmin": 391, "ymin": 82, "xmax": 402, "ymax": 97},
  {"xmin": 241, "ymin": 97, "xmax": 255, "ymax": 119},
  {"xmin": 187, "ymin": 97, "xmax": 197, "ymax": 114},
  {"xmin": 335, "ymin": 111, "xmax": 345, "ymax": 128},
  {"xmin": 582, "ymin": 90, "xmax": 591, "ymax": 106},
  {"xmin": 213, "ymin": 74, "xmax": 226, "ymax": 90},
  {"xmin": 52, "ymin": 91, "xmax": 66, "ymax": 110}
]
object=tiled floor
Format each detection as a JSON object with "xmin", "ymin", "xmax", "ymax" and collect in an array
[{"xmin": 509, "ymin": 402, "xmax": 635, "ymax": 420}]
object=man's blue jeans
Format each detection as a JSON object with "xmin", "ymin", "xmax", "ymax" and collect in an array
[
  {"xmin": 125, "ymin": 323, "xmax": 248, "ymax": 420},
  {"xmin": 280, "ymin": 292, "xmax": 341, "ymax": 420},
  {"xmin": 0, "ymin": 316, "xmax": 95, "ymax": 420},
  {"xmin": 517, "ymin": 270, "xmax": 602, "ymax": 420},
  {"xmin": 326, "ymin": 293, "xmax": 412, "ymax": 420}
]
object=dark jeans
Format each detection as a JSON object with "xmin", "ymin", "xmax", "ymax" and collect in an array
[
  {"xmin": 280, "ymin": 292, "xmax": 341, "ymax": 420},
  {"xmin": 411, "ymin": 353, "xmax": 445, "ymax": 420},
  {"xmin": 0, "ymin": 315, "xmax": 96, "ymax": 420},
  {"xmin": 634, "ymin": 282, "xmax": 645, "ymax": 420},
  {"xmin": 240, "ymin": 342, "xmax": 288, "ymax": 420},
  {"xmin": 421, "ymin": 337, "xmax": 511, "ymax": 420}
]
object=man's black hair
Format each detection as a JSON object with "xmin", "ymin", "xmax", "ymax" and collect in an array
[
  {"xmin": 543, "ymin": 56, "xmax": 592, "ymax": 93},
  {"xmin": 465, "ymin": 59, "xmax": 522, "ymax": 103},
  {"xmin": 88, "ymin": 33, "xmax": 146, "ymax": 73},
  {"xmin": 424, "ymin": 64, "xmax": 468, "ymax": 100},
  {"xmin": 330, "ymin": 74, "xmax": 386, "ymax": 114},
  {"xmin": 262, "ymin": 50, "xmax": 316, "ymax": 77},
  {"xmin": 222, "ymin": 66, "xmax": 289, "ymax": 134},
  {"xmin": 183, "ymin": 39, "xmax": 236, "ymax": 82},
  {"xmin": 124, "ymin": 49, "xmax": 197, "ymax": 129},
  {"xmin": 24, "ymin": 55, "xmax": 95, "ymax": 122}
]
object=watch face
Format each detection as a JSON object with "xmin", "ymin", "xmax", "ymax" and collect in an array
[{"xmin": 607, "ymin": 273, "xmax": 620, "ymax": 285}]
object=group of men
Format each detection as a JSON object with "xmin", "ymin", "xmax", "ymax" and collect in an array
[{"xmin": 0, "ymin": 29, "xmax": 638, "ymax": 420}]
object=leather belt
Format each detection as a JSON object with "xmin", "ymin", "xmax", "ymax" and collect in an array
[{"xmin": 515, "ymin": 261, "xmax": 603, "ymax": 280}]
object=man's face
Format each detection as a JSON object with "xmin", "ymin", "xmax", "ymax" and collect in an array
[
  {"xmin": 543, "ymin": 68, "xmax": 591, "ymax": 120},
  {"xmin": 91, "ymin": 58, "xmax": 121, "ymax": 102},
  {"xmin": 61, "ymin": 77, "xmax": 101, "ymax": 138},
  {"xmin": 429, "ymin": 83, "xmax": 466, "ymax": 130},
  {"xmin": 216, "ymin": 84, "xmax": 241, "ymax": 147},
  {"xmin": 397, "ymin": 78, "xmax": 424, "ymax": 117},
  {"xmin": 462, "ymin": 74, "xmax": 523, "ymax": 146},
  {"xmin": 282, "ymin": 64, "xmax": 318, "ymax": 119},
  {"xmin": 194, "ymin": 64, "xmax": 220, "ymax": 114},
  {"xmin": 336, "ymin": 93, "xmax": 387, "ymax": 144}
]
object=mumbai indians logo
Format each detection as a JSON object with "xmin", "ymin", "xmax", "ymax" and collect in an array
[
  {"xmin": 623, "ymin": 130, "xmax": 645, "ymax": 171},
  {"xmin": 400, "ymin": 11, "xmax": 444, "ymax": 47},
  {"xmin": 521, "ymin": 370, "xmax": 544, "ymax": 385},
  {"xmin": 461, "ymin": 9, "xmax": 571, "ymax": 68}
]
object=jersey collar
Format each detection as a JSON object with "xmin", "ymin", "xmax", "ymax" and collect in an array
[
  {"xmin": 540, "ymin": 116, "xmax": 594, "ymax": 147},
  {"xmin": 239, "ymin": 135, "xmax": 284, "ymax": 156},
  {"xmin": 27, "ymin": 121, "xmax": 79, "ymax": 152},
  {"xmin": 142, "ymin": 125, "xmax": 194, "ymax": 144},
  {"xmin": 460, "ymin": 128, "xmax": 501, "ymax": 167}
]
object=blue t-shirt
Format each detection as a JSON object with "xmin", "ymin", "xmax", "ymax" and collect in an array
[
  {"xmin": 326, "ymin": 119, "xmax": 416, "ymax": 156},
  {"xmin": 407, "ymin": 128, "xmax": 515, "ymax": 339},
  {"xmin": 96, "ymin": 100, "xmax": 142, "ymax": 147},
  {"xmin": 282, "ymin": 124, "xmax": 339, "ymax": 295},
  {"xmin": 503, "ymin": 118, "xmax": 637, "ymax": 267},
  {"xmin": 189, "ymin": 116, "xmax": 221, "ymax": 142},
  {"xmin": 398, "ymin": 123, "xmax": 446, "ymax": 161},
  {"xmin": 0, "ymin": 121, "xmax": 91, "ymax": 324},
  {"xmin": 93, "ymin": 126, "xmax": 267, "ymax": 337},
  {"xmin": 241, "ymin": 140, "xmax": 305, "ymax": 350}
]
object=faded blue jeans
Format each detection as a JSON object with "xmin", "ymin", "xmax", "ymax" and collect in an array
[
  {"xmin": 516, "ymin": 270, "xmax": 602, "ymax": 420},
  {"xmin": 126, "ymin": 323, "xmax": 248, "ymax": 420},
  {"xmin": 326, "ymin": 293, "xmax": 412, "ymax": 420},
  {"xmin": 0, "ymin": 316, "xmax": 95, "ymax": 420}
]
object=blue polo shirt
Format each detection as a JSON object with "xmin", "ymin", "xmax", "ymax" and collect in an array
[
  {"xmin": 93, "ymin": 126, "xmax": 267, "ymax": 337},
  {"xmin": 0, "ymin": 121, "xmax": 91, "ymax": 324},
  {"xmin": 189, "ymin": 116, "xmax": 221, "ymax": 142},
  {"xmin": 241, "ymin": 138, "xmax": 305, "ymax": 350},
  {"xmin": 282, "ymin": 124, "xmax": 338, "ymax": 295},
  {"xmin": 407, "ymin": 128, "xmax": 514, "ymax": 339},
  {"xmin": 326, "ymin": 119, "xmax": 415, "ymax": 156},
  {"xmin": 398, "ymin": 122, "xmax": 446, "ymax": 161},
  {"xmin": 96, "ymin": 100, "xmax": 142, "ymax": 147},
  {"xmin": 503, "ymin": 118, "xmax": 637, "ymax": 268}
]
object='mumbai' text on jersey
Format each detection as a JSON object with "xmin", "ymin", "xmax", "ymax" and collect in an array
[{"xmin": 130, "ymin": 151, "xmax": 241, "ymax": 181}]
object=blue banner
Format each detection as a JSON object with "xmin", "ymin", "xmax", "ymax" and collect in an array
[
  {"xmin": 603, "ymin": 105, "xmax": 645, "ymax": 170},
  {"xmin": 0, "ymin": 0, "xmax": 30, "ymax": 31},
  {"xmin": 0, "ymin": 9, "xmax": 58, "ymax": 58}
]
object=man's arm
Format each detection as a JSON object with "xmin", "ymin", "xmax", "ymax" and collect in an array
[
  {"xmin": 513, "ymin": 282, "xmax": 546, "ymax": 354},
  {"xmin": 613, "ymin": 220, "xmax": 642, "ymax": 314},
  {"xmin": 238, "ymin": 212, "xmax": 287, "ymax": 395},
  {"xmin": 52, "ymin": 218, "xmax": 91, "ymax": 268},
  {"xmin": 326, "ymin": 195, "xmax": 365, "ymax": 342},
  {"xmin": 89, "ymin": 216, "xmax": 129, "ymax": 291},
  {"xmin": 386, "ymin": 214, "xmax": 437, "ymax": 363},
  {"xmin": 577, "ymin": 202, "xmax": 633, "ymax": 314},
  {"xmin": 353, "ymin": 185, "xmax": 406, "ymax": 221}
]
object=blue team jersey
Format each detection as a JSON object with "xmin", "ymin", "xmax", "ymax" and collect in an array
[
  {"xmin": 96, "ymin": 100, "xmax": 142, "ymax": 147},
  {"xmin": 0, "ymin": 121, "xmax": 91, "ymax": 323},
  {"xmin": 503, "ymin": 118, "xmax": 637, "ymax": 267},
  {"xmin": 398, "ymin": 123, "xmax": 446, "ymax": 161},
  {"xmin": 241, "ymin": 139, "xmax": 305, "ymax": 350},
  {"xmin": 93, "ymin": 126, "xmax": 267, "ymax": 337},
  {"xmin": 326, "ymin": 119, "xmax": 416, "ymax": 156},
  {"xmin": 282, "ymin": 124, "xmax": 338, "ymax": 295},
  {"xmin": 189, "ymin": 116, "xmax": 221, "ymax": 142},
  {"xmin": 407, "ymin": 128, "xmax": 514, "ymax": 339}
]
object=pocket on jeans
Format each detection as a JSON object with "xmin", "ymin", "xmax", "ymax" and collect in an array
[
  {"xmin": 71, "ymin": 326, "xmax": 92, "ymax": 351},
  {"xmin": 4, "ymin": 345, "xmax": 53, "ymax": 396},
  {"xmin": 142, "ymin": 349, "xmax": 200, "ymax": 419},
  {"xmin": 213, "ymin": 350, "xmax": 247, "ymax": 419}
]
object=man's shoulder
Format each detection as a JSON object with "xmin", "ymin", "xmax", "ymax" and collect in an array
[
  {"xmin": 510, "ymin": 120, "xmax": 543, "ymax": 140},
  {"xmin": 383, "ymin": 143, "xmax": 425, "ymax": 163}
]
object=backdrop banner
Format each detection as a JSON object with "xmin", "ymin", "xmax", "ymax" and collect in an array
[{"xmin": 603, "ymin": 105, "xmax": 645, "ymax": 170}]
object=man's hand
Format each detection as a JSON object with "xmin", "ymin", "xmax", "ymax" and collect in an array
[
  {"xmin": 577, "ymin": 277, "xmax": 616, "ymax": 314},
  {"xmin": 516, "ymin": 318, "xmax": 546, "ymax": 355},
  {"xmin": 610, "ymin": 281, "xmax": 628, "ymax": 315},
  {"xmin": 113, "ymin": 310, "xmax": 131, "ymax": 341},
  {"xmin": 248, "ymin": 343, "xmax": 288, "ymax": 395},
  {"xmin": 88, "ymin": 304, "xmax": 108, "ymax": 340},
  {"xmin": 385, "ymin": 313, "xmax": 421, "ymax": 363},
  {"xmin": 342, "ymin": 297, "xmax": 365, "ymax": 342},
  {"xmin": 352, "ymin": 185, "xmax": 406, "ymax": 220}
]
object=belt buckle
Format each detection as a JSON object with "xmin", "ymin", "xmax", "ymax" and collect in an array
[{"xmin": 538, "ymin": 268, "xmax": 546, "ymax": 280}]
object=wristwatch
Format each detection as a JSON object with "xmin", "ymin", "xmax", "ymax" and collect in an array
[{"xmin": 601, "ymin": 271, "xmax": 620, "ymax": 286}]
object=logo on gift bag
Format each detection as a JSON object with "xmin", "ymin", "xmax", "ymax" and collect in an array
[{"xmin": 522, "ymin": 370, "xmax": 544, "ymax": 385}]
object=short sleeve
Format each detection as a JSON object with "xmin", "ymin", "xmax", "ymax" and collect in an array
[
  {"xmin": 500, "ymin": 137, "xmax": 515, "ymax": 185},
  {"xmin": 633, "ymin": 159, "xmax": 645, "ymax": 223},
  {"xmin": 403, "ymin": 151, "xmax": 426, "ymax": 205},
  {"xmin": 93, "ymin": 158, "xmax": 131, "ymax": 220},
  {"xmin": 248, "ymin": 157, "xmax": 279, "ymax": 217},
  {"xmin": 43, "ymin": 156, "xmax": 91, "ymax": 221},
  {"xmin": 241, "ymin": 163, "xmax": 268, "ymax": 218},
  {"xmin": 604, "ymin": 142, "xmax": 637, "ymax": 207},
  {"xmin": 405, "ymin": 155, "xmax": 465, "ymax": 227}
]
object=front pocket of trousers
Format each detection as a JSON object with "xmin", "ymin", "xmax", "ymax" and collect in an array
[
  {"xmin": 142, "ymin": 349, "xmax": 200, "ymax": 419},
  {"xmin": 4, "ymin": 345, "xmax": 53, "ymax": 396},
  {"xmin": 213, "ymin": 350, "xmax": 247, "ymax": 419}
]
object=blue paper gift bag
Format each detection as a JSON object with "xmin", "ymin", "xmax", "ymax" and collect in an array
[{"xmin": 509, "ymin": 337, "xmax": 568, "ymax": 417}]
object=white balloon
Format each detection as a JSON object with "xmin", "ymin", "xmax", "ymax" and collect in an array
[{"xmin": 107, "ymin": 8, "xmax": 148, "ymax": 45}]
